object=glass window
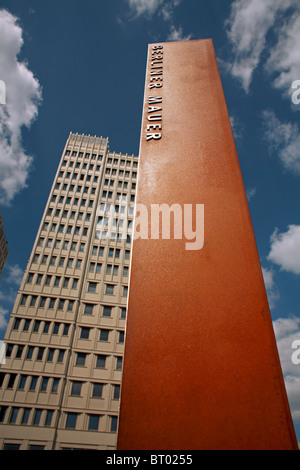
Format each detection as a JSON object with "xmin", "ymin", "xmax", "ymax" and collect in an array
[
  {"xmin": 103, "ymin": 306, "xmax": 112, "ymax": 317},
  {"xmin": 21, "ymin": 408, "xmax": 31, "ymax": 425},
  {"xmin": 66, "ymin": 413, "xmax": 78, "ymax": 429},
  {"xmin": 30, "ymin": 376, "xmax": 38, "ymax": 391},
  {"xmin": 71, "ymin": 381, "xmax": 82, "ymax": 396},
  {"xmin": 76, "ymin": 353, "xmax": 86, "ymax": 367},
  {"xmin": 105, "ymin": 284, "xmax": 114, "ymax": 295},
  {"xmin": 84, "ymin": 304, "xmax": 94, "ymax": 315},
  {"xmin": 113, "ymin": 385, "xmax": 120, "ymax": 400},
  {"xmin": 33, "ymin": 409, "xmax": 42, "ymax": 426},
  {"xmin": 80, "ymin": 327, "xmax": 90, "ymax": 340},
  {"xmin": 88, "ymin": 414, "xmax": 100, "ymax": 431},
  {"xmin": 99, "ymin": 329, "xmax": 109, "ymax": 342},
  {"xmin": 110, "ymin": 416, "xmax": 118, "ymax": 433},
  {"xmin": 96, "ymin": 355, "xmax": 106, "ymax": 368},
  {"xmin": 92, "ymin": 383, "xmax": 103, "ymax": 398},
  {"xmin": 88, "ymin": 282, "xmax": 97, "ymax": 293}
]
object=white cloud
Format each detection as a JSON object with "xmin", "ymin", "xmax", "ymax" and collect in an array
[
  {"xmin": 265, "ymin": 11, "xmax": 300, "ymax": 99},
  {"xmin": 273, "ymin": 316, "xmax": 300, "ymax": 423},
  {"xmin": 230, "ymin": 115, "xmax": 244, "ymax": 141},
  {"xmin": 0, "ymin": 9, "xmax": 42, "ymax": 205},
  {"xmin": 261, "ymin": 266, "xmax": 280, "ymax": 309},
  {"xmin": 7, "ymin": 263, "xmax": 23, "ymax": 286},
  {"xmin": 225, "ymin": 0, "xmax": 297, "ymax": 93},
  {"xmin": 0, "ymin": 306, "xmax": 8, "ymax": 329},
  {"xmin": 167, "ymin": 25, "xmax": 191, "ymax": 42},
  {"xmin": 246, "ymin": 187, "xmax": 256, "ymax": 202},
  {"xmin": 262, "ymin": 109, "xmax": 300, "ymax": 175},
  {"xmin": 127, "ymin": 0, "xmax": 164, "ymax": 18},
  {"xmin": 126, "ymin": 0, "xmax": 183, "ymax": 22},
  {"xmin": 268, "ymin": 225, "xmax": 300, "ymax": 274}
]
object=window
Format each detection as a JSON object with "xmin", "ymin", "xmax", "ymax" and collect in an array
[
  {"xmin": 113, "ymin": 385, "xmax": 120, "ymax": 400},
  {"xmin": 123, "ymin": 286, "xmax": 128, "ymax": 297},
  {"xmin": 116, "ymin": 356, "xmax": 123, "ymax": 370},
  {"xmin": 37, "ymin": 348, "xmax": 45, "ymax": 361},
  {"xmin": 68, "ymin": 300, "xmax": 74, "ymax": 311},
  {"xmin": 40, "ymin": 377, "xmax": 49, "ymax": 392},
  {"xmin": 80, "ymin": 327, "xmax": 90, "ymax": 340},
  {"xmin": 53, "ymin": 323, "xmax": 60, "ymax": 335},
  {"xmin": 113, "ymin": 265, "xmax": 119, "ymax": 276},
  {"xmin": 57, "ymin": 350, "xmax": 65, "ymax": 363},
  {"xmin": 45, "ymin": 410, "xmax": 54, "ymax": 427},
  {"xmin": 18, "ymin": 375, "xmax": 27, "ymax": 390},
  {"xmin": 43, "ymin": 321, "xmax": 50, "ymax": 334},
  {"xmin": 49, "ymin": 298, "xmax": 56, "ymax": 309},
  {"xmin": 51, "ymin": 378, "xmax": 60, "ymax": 393},
  {"xmin": 103, "ymin": 305, "xmax": 112, "ymax": 317},
  {"xmin": 7, "ymin": 374, "xmax": 16, "ymax": 390},
  {"xmin": 63, "ymin": 324, "xmax": 70, "ymax": 336},
  {"xmin": 106, "ymin": 264, "xmax": 112, "ymax": 275},
  {"xmin": 96, "ymin": 263, "xmax": 102, "ymax": 273},
  {"xmin": 13, "ymin": 318, "xmax": 20, "ymax": 330},
  {"xmin": 30, "ymin": 296, "xmax": 37, "ymax": 307},
  {"xmin": 118, "ymin": 331, "xmax": 125, "ymax": 343},
  {"xmin": 33, "ymin": 409, "xmax": 42, "ymax": 426},
  {"xmin": 23, "ymin": 319, "xmax": 31, "ymax": 331},
  {"xmin": 76, "ymin": 353, "xmax": 87, "ymax": 367},
  {"xmin": 92, "ymin": 383, "xmax": 103, "ymax": 398},
  {"xmin": 88, "ymin": 414, "xmax": 100, "ymax": 431},
  {"xmin": 16, "ymin": 345, "xmax": 24, "ymax": 359},
  {"xmin": 26, "ymin": 346, "xmax": 34, "ymax": 360},
  {"xmin": 110, "ymin": 416, "xmax": 118, "ymax": 433},
  {"xmin": 71, "ymin": 381, "xmax": 82, "ymax": 396},
  {"xmin": 84, "ymin": 304, "xmax": 94, "ymax": 315},
  {"xmin": 33, "ymin": 320, "xmax": 41, "ymax": 333},
  {"xmin": 22, "ymin": 408, "xmax": 31, "ymax": 425},
  {"xmin": 121, "ymin": 307, "xmax": 127, "ymax": 319},
  {"xmin": 96, "ymin": 355, "xmax": 107, "ymax": 368},
  {"xmin": 66, "ymin": 413, "xmax": 78, "ymax": 429},
  {"xmin": 105, "ymin": 284, "xmax": 114, "ymax": 295},
  {"xmin": 3, "ymin": 444, "xmax": 21, "ymax": 450},
  {"xmin": 0, "ymin": 406, "xmax": 8, "ymax": 423},
  {"xmin": 89, "ymin": 262, "xmax": 95, "ymax": 273},
  {"xmin": 88, "ymin": 282, "xmax": 97, "ymax": 293},
  {"xmin": 9, "ymin": 407, "xmax": 20, "ymax": 424},
  {"xmin": 47, "ymin": 349, "xmax": 55, "ymax": 362},
  {"xmin": 21, "ymin": 294, "xmax": 28, "ymax": 306},
  {"xmin": 99, "ymin": 329, "xmax": 110, "ymax": 342},
  {"xmin": 76, "ymin": 259, "xmax": 82, "ymax": 269}
]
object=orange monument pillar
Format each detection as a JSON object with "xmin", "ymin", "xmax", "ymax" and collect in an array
[{"xmin": 117, "ymin": 39, "xmax": 298, "ymax": 450}]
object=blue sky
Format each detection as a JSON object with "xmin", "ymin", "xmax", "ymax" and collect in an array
[{"xmin": 0, "ymin": 0, "xmax": 300, "ymax": 443}]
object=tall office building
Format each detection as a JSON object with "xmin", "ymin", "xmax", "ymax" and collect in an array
[
  {"xmin": 0, "ymin": 132, "xmax": 138, "ymax": 450},
  {"xmin": 0, "ymin": 210, "xmax": 8, "ymax": 277}
]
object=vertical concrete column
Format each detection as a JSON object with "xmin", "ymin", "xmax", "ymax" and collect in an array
[{"xmin": 117, "ymin": 39, "xmax": 298, "ymax": 450}]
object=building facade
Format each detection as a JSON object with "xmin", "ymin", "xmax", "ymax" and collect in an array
[
  {"xmin": 0, "ymin": 210, "xmax": 8, "ymax": 277},
  {"xmin": 0, "ymin": 133, "xmax": 138, "ymax": 450}
]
